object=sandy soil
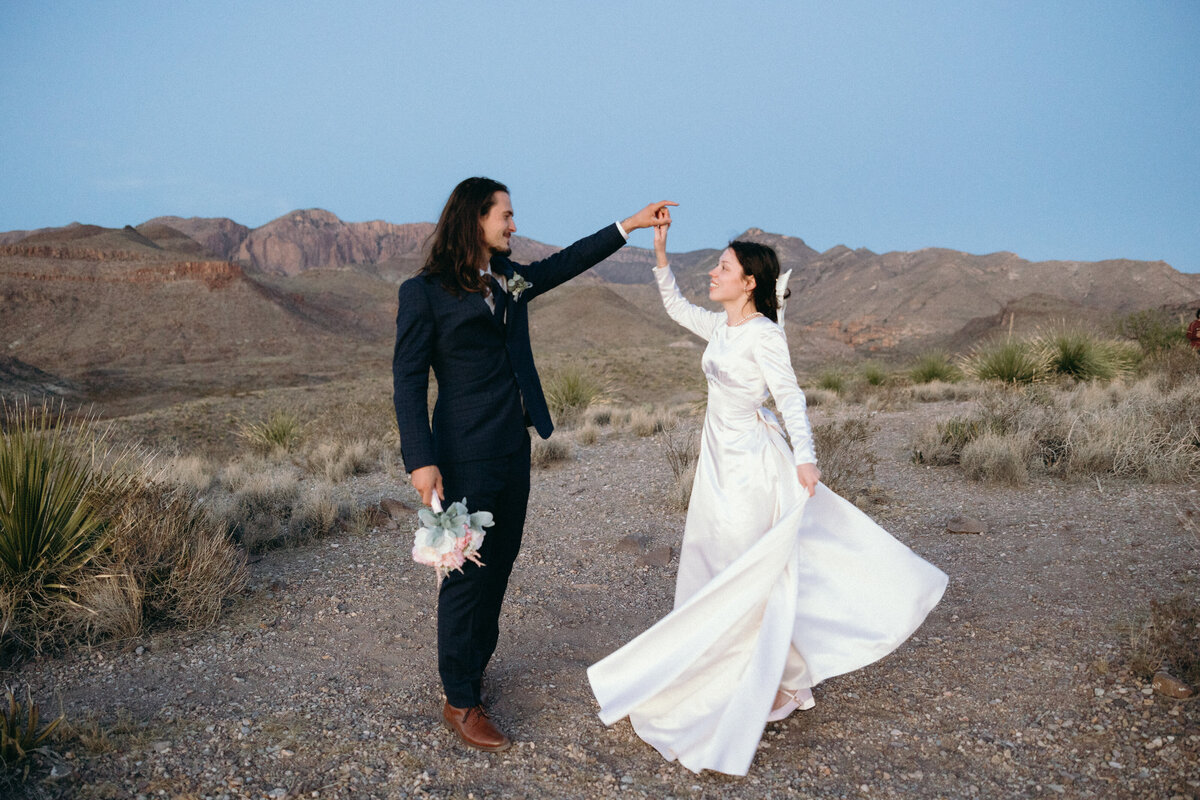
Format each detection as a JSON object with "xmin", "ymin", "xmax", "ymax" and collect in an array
[{"xmin": 11, "ymin": 400, "xmax": 1200, "ymax": 799}]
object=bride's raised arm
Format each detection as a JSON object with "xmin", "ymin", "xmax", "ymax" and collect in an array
[{"xmin": 651, "ymin": 207, "xmax": 723, "ymax": 341}]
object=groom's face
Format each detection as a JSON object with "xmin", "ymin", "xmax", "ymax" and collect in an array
[{"xmin": 480, "ymin": 191, "xmax": 516, "ymax": 256}]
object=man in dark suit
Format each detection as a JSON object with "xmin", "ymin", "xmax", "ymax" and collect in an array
[{"xmin": 393, "ymin": 177, "xmax": 674, "ymax": 751}]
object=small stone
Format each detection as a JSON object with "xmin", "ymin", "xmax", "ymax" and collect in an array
[
  {"xmin": 380, "ymin": 497, "xmax": 413, "ymax": 520},
  {"xmin": 1152, "ymin": 671, "xmax": 1194, "ymax": 699},
  {"xmin": 151, "ymin": 740, "xmax": 170, "ymax": 753},
  {"xmin": 1146, "ymin": 737, "xmax": 1164, "ymax": 750},
  {"xmin": 636, "ymin": 546, "xmax": 674, "ymax": 568},
  {"xmin": 135, "ymin": 646, "xmax": 145, "ymax": 656},
  {"xmin": 615, "ymin": 534, "xmax": 650, "ymax": 554},
  {"xmin": 945, "ymin": 515, "xmax": 986, "ymax": 535}
]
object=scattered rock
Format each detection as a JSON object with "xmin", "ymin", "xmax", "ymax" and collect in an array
[
  {"xmin": 151, "ymin": 740, "xmax": 171, "ymax": 753},
  {"xmin": 636, "ymin": 546, "xmax": 674, "ymax": 568},
  {"xmin": 945, "ymin": 515, "xmax": 986, "ymax": 535},
  {"xmin": 615, "ymin": 534, "xmax": 650, "ymax": 554},
  {"xmin": 1152, "ymin": 671, "xmax": 1194, "ymax": 699},
  {"xmin": 380, "ymin": 497, "xmax": 413, "ymax": 520}
]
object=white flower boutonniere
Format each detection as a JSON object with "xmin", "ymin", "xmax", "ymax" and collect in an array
[{"xmin": 508, "ymin": 272, "xmax": 532, "ymax": 300}]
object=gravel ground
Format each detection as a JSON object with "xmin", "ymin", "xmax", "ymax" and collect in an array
[{"xmin": 10, "ymin": 400, "xmax": 1200, "ymax": 799}]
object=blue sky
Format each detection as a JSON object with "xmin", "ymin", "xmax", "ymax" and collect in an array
[{"xmin": 2, "ymin": 1, "xmax": 1197, "ymax": 271}]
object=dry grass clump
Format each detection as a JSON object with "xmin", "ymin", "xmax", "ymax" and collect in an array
[
  {"xmin": 238, "ymin": 409, "xmax": 305, "ymax": 453},
  {"xmin": 911, "ymin": 380, "xmax": 979, "ymax": 403},
  {"xmin": 959, "ymin": 431, "xmax": 1031, "ymax": 487},
  {"xmin": 576, "ymin": 423, "xmax": 600, "ymax": 446},
  {"xmin": 630, "ymin": 407, "xmax": 674, "ymax": 438},
  {"xmin": 584, "ymin": 405, "xmax": 615, "ymax": 427},
  {"xmin": 912, "ymin": 376, "xmax": 1200, "ymax": 484},
  {"xmin": 659, "ymin": 423, "xmax": 700, "ymax": 511},
  {"xmin": 0, "ymin": 401, "xmax": 246, "ymax": 654},
  {"xmin": 812, "ymin": 415, "xmax": 878, "ymax": 498},
  {"xmin": 531, "ymin": 437, "xmax": 572, "ymax": 468},
  {"xmin": 301, "ymin": 438, "xmax": 383, "ymax": 482},
  {"xmin": 214, "ymin": 463, "xmax": 302, "ymax": 552},
  {"xmin": 803, "ymin": 387, "xmax": 838, "ymax": 407},
  {"xmin": 909, "ymin": 351, "xmax": 963, "ymax": 384},
  {"xmin": 287, "ymin": 482, "xmax": 348, "ymax": 543},
  {"xmin": 814, "ymin": 369, "xmax": 848, "ymax": 395},
  {"xmin": 544, "ymin": 366, "xmax": 608, "ymax": 427},
  {"xmin": 1128, "ymin": 593, "xmax": 1200, "ymax": 686},
  {"xmin": 160, "ymin": 454, "xmax": 217, "ymax": 494},
  {"xmin": 64, "ymin": 483, "xmax": 248, "ymax": 643}
]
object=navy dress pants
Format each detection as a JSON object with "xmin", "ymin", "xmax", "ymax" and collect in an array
[{"xmin": 436, "ymin": 434, "xmax": 531, "ymax": 708}]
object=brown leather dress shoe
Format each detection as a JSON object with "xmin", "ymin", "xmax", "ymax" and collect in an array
[{"xmin": 442, "ymin": 702, "xmax": 512, "ymax": 752}]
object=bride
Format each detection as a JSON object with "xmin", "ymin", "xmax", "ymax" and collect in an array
[{"xmin": 587, "ymin": 208, "xmax": 948, "ymax": 776}]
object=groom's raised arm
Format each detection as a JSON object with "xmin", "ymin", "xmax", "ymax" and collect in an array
[
  {"xmin": 393, "ymin": 278, "xmax": 435, "ymax": 472},
  {"xmin": 500, "ymin": 201, "xmax": 677, "ymax": 302}
]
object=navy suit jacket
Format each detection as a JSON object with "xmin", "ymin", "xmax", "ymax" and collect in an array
[{"xmin": 393, "ymin": 223, "xmax": 626, "ymax": 471}]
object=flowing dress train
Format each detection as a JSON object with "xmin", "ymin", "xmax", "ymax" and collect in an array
[{"xmin": 587, "ymin": 266, "xmax": 948, "ymax": 776}]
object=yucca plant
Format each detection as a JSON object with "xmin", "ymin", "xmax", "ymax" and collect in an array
[
  {"xmin": 1, "ymin": 686, "xmax": 64, "ymax": 777},
  {"xmin": 963, "ymin": 340, "xmax": 1049, "ymax": 384},
  {"xmin": 909, "ymin": 351, "xmax": 962, "ymax": 384},
  {"xmin": 815, "ymin": 368, "xmax": 847, "ymax": 394},
  {"xmin": 238, "ymin": 409, "xmax": 304, "ymax": 452},
  {"xmin": 860, "ymin": 362, "xmax": 889, "ymax": 387},
  {"xmin": 543, "ymin": 366, "xmax": 607, "ymax": 423},
  {"xmin": 0, "ymin": 402, "xmax": 127, "ymax": 646},
  {"xmin": 1039, "ymin": 329, "xmax": 1133, "ymax": 381}
]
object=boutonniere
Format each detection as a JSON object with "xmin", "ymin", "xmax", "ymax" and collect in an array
[{"xmin": 508, "ymin": 272, "xmax": 532, "ymax": 300}]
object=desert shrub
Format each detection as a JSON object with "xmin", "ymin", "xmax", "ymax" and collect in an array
[
  {"xmin": 910, "ymin": 415, "xmax": 989, "ymax": 466},
  {"xmin": 160, "ymin": 455, "xmax": 217, "ymax": 494},
  {"xmin": 0, "ymin": 402, "xmax": 135, "ymax": 651},
  {"xmin": 1038, "ymin": 328, "xmax": 1138, "ymax": 381},
  {"xmin": 803, "ymin": 387, "xmax": 838, "ymax": 407},
  {"xmin": 863, "ymin": 384, "xmax": 913, "ymax": 413},
  {"xmin": 1, "ymin": 686, "xmax": 64, "ymax": 781},
  {"xmin": 959, "ymin": 431, "xmax": 1031, "ymax": 486},
  {"xmin": 238, "ymin": 409, "xmax": 304, "ymax": 453},
  {"xmin": 964, "ymin": 340, "xmax": 1049, "ymax": 384},
  {"xmin": 585, "ymin": 405, "xmax": 615, "ymax": 427},
  {"xmin": 660, "ymin": 424, "xmax": 698, "ymax": 483},
  {"xmin": 630, "ymin": 407, "xmax": 670, "ymax": 437},
  {"xmin": 576, "ymin": 423, "xmax": 599, "ymax": 446},
  {"xmin": 531, "ymin": 437, "xmax": 571, "ymax": 468},
  {"xmin": 218, "ymin": 465, "xmax": 301, "ymax": 552},
  {"xmin": 668, "ymin": 463, "xmax": 697, "ymax": 511},
  {"xmin": 815, "ymin": 369, "xmax": 847, "ymax": 394},
  {"xmin": 909, "ymin": 351, "xmax": 962, "ymax": 384},
  {"xmin": 911, "ymin": 380, "xmax": 976, "ymax": 403},
  {"xmin": 302, "ymin": 438, "xmax": 381, "ymax": 482},
  {"xmin": 1141, "ymin": 341, "xmax": 1199, "ymax": 391},
  {"xmin": 287, "ymin": 482, "xmax": 347, "ymax": 543},
  {"xmin": 812, "ymin": 415, "xmax": 878, "ymax": 497},
  {"xmin": 544, "ymin": 366, "xmax": 607, "ymax": 426},
  {"xmin": 1116, "ymin": 309, "xmax": 1187, "ymax": 354},
  {"xmin": 63, "ymin": 482, "xmax": 247, "ymax": 642},
  {"xmin": 1128, "ymin": 594, "xmax": 1200, "ymax": 686},
  {"xmin": 860, "ymin": 362, "xmax": 889, "ymax": 386}
]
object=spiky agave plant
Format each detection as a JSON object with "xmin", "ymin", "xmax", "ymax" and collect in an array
[
  {"xmin": 0, "ymin": 685, "xmax": 64, "ymax": 777},
  {"xmin": 0, "ymin": 401, "xmax": 128, "ymax": 648}
]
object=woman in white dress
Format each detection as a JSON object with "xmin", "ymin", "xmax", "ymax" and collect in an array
[{"xmin": 587, "ymin": 209, "xmax": 948, "ymax": 776}]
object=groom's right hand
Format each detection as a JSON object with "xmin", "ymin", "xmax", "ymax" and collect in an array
[{"xmin": 411, "ymin": 465, "xmax": 444, "ymax": 506}]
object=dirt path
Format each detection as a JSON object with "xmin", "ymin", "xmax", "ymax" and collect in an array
[{"xmin": 14, "ymin": 403, "xmax": 1200, "ymax": 799}]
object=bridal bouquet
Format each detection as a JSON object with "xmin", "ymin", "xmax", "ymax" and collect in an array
[{"xmin": 412, "ymin": 495, "xmax": 493, "ymax": 582}]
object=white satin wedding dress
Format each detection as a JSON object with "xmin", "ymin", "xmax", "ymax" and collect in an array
[{"xmin": 587, "ymin": 266, "xmax": 948, "ymax": 776}]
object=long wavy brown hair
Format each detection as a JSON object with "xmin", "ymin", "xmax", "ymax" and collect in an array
[{"xmin": 420, "ymin": 177, "xmax": 508, "ymax": 295}]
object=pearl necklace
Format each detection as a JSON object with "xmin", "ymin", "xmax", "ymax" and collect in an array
[{"xmin": 729, "ymin": 311, "xmax": 764, "ymax": 327}]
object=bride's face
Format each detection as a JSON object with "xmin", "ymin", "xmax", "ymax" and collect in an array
[{"xmin": 709, "ymin": 249, "xmax": 755, "ymax": 304}]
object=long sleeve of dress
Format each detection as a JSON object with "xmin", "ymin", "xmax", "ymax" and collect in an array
[
  {"xmin": 755, "ymin": 323, "xmax": 817, "ymax": 465},
  {"xmin": 653, "ymin": 265, "xmax": 724, "ymax": 342}
]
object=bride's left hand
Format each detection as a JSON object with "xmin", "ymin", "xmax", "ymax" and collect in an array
[{"xmin": 796, "ymin": 463, "xmax": 820, "ymax": 497}]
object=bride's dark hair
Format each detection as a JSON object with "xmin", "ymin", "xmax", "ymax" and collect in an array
[{"xmin": 728, "ymin": 240, "xmax": 790, "ymax": 323}]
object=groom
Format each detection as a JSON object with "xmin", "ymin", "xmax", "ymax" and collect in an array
[{"xmin": 393, "ymin": 177, "xmax": 674, "ymax": 751}]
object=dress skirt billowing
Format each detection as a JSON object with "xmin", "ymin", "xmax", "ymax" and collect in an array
[{"xmin": 587, "ymin": 333, "xmax": 946, "ymax": 774}]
